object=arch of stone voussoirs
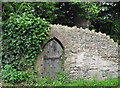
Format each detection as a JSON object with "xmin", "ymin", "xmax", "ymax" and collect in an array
[
  {"xmin": 49, "ymin": 29, "xmax": 69, "ymax": 49},
  {"xmin": 42, "ymin": 37, "xmax": 64, "ymax": 50}
]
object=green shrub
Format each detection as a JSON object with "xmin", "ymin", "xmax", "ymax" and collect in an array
[
  {"xmin": 56, "ymin": 72, "xmax": 70, "ymax": 84},
  {"xmin": 2, "ymin": 64, "xmax": 38, "ymax": 84},
  {"xmin": 35, "ymin": 71, "xmax": 119, "ymax": 87},
  {"xmin": 2, "ymin": 9, "xmax": 51, "ymax": 71},
  {"xmin": 2, "ymin": 64, "xmax": 25, "ymax": 83},
  {"xmin": 35, "ymin": 71, "xmax": 70, "ymax": 86},
  {"xmin": 2, "ymin": 9, "xmax": 50, "ymax": 84}
]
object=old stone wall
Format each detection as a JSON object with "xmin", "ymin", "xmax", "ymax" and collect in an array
[{"xmin": 36, "ymin": 24, "xmax": 119, "ymax": 81}]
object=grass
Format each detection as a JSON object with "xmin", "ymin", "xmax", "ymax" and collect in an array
[
  {"xmin": 2, "ymin": 77, "xmax": 119, "ymax": 87},
  {"xmin": 33, "ymin": 77, "xmax": 119, "ymax": 87},
  {"xmin": 65, "ymin": 77, "xmax": 119, "ymax": 87},
  {"xmin": 2, "ymin": 71, "xmax": 120, "ymax": 87}
]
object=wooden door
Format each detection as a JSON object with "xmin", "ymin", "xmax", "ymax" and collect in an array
[{"xmin": 43, "ymin": 39, "xmax": 63, "ymax": 80}]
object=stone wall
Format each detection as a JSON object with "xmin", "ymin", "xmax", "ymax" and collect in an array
[{"xmin": 36, "ymin": 24, "xmax": 119, "ymax": 81}]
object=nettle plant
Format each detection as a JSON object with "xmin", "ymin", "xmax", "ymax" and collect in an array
[{"xmin": 2, "ymin": 9, "xmax": 51, "ymax": 83}]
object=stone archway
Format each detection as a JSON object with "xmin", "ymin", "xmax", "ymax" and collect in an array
[
  {"xmin": 49, "ymin": 28, "xmax": 69, "ymax": 48},
  {"xmin": 35, "ymin": 37, "xmax": 66, "ymax": 79},
  {"xmin": 43, "ymin": 38, "xmax": 64, "ymax": 79}
]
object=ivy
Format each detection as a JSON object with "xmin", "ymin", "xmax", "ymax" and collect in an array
[
  {"xmin": 2, "ymin": 64, "xmax": 38, "ymax": 84},
  {"xmin": 2, "ymin": 9, "xmax": 51, "ymax": 73},
  {"xmin": 2, "ymin": 64, "xmax": 26, "ymax": 83}
]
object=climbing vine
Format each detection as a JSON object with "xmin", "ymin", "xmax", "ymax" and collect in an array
[{"xmin": 2, "ymin": 8, "xmax": 51, "ymax": 83}]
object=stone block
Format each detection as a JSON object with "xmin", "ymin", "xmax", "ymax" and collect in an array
[
  {"xmin": 62, "ymin": 39, "xmax": 69, "ymax": 47},
  {"xmin": 87, "ymin": 70, "xmax": 102, "ymax": 80},
  {"xmin": 49, "ymin": 30, "xmax": 60, "ymax": 38},
  {"xmin": 101, "ymin": 67, "xmax": 110, "ymax": 71},
  {"xmin": 70, "ymin": 70, "xmax": 77, "ymax": 74}
]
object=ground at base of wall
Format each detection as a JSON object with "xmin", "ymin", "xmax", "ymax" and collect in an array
[{"xmin": 1, "ymin": 77, "xmax": 120, "ymax": 87}]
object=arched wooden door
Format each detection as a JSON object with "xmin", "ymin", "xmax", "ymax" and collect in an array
[{"xmin": 43, "ymin": 39, "xmax": 63, "ymax": 80}]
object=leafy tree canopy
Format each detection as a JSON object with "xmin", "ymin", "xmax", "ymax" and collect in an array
[{"xmin": 2, "ymin": 2, "xmax": 120, "ymax": 43}]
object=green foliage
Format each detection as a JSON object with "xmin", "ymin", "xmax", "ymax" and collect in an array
[
  {"xmin": 2, "ymin": 2, "xmax": 21, "ymax": 21},
  {"xmin": 29, "ymin": 74, "xmax": 119, "ymax": 86},
  {"xmin": 110, "ymin": 14, "xmax": 120, "ymax": 44},
  {"xmin": 0, "ymin": 17, "xmax": 2, "ymax": 25},
  {"xmin": 2, "ymin": 67, "xmax": 119, "ymax": 87},
  {"xmin": 79, "ymin": 2, "xmax": 120, "ymax": 44},
  {"xmin": 52, "ymin": 71, "xmax": 70, "ymax": 86},
  {"xmin": 35, "ymin": 78, "xmax": 53, "ymax": 86},
  {"xmin": 72, "ymin": 2, "xmax": 103, "ymax": 18},
  {"xmin": 66, "ymin": 77, "xmax": 119, "ymax": 87},
  {"xmin": 23, "ymin": 70, "xmax": 38, "ymax": 86},
  {"xmin": 2, "ymin": 64, "xmax": 25, "ymax": 83},
  {"xmin": 2, "ymin": 2, "xmax": 120, "ymax": 85},
  {"xmin": 30, "ymin": 2, "xmax": 59, "ymax": 23},
  {"xmin": 2, "ymin": 64, "xmax": 38, "ymax": 84},
  {"xmin": 3, "ymin": 2, "xmax": 120, "ymax": 45},
  {"xmin": 2, "ymin": 2, "xmax": 14, "ymax": 21},
  {"xmin": 2, "ymin": 2, "xmax": 59, "ymax": 23},
  {"xmin": 34, "ymin": 71, "xmax": 70, "ymax": 86},
  {"xmin": 2, "ymin": 7, "xmax": 50, "ymax": 76}
]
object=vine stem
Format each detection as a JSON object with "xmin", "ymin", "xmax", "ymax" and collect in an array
[{"xmin": 16, "ymin": 2, "xmax": 25, "ymax": 13}]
